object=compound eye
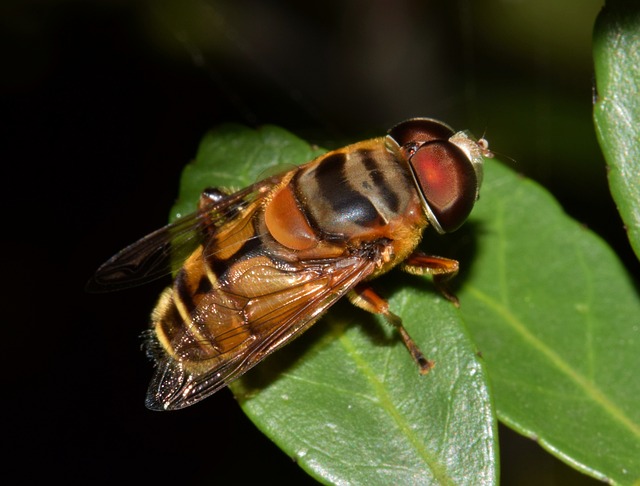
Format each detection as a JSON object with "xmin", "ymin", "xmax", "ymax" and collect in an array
[
  {"xmin": 388, "ymin": 118, "xmax": 455, "ymax": 147},
  {"xmin": 410, "ymin": 141, "xmax": 478, "ymax": 233}
]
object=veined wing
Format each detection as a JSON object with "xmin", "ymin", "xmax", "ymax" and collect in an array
[
  {"xmin": 145, "ymin": 251, "xmax": 379, "ymax": 410},
  {"xmin": 86, "ymin": 177, "xmax": 279, "ymax": 292}
]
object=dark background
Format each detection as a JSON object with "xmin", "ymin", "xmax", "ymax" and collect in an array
[{"xmin": 3, "ymin": 0, "xmax": 624, "ymax": 483}]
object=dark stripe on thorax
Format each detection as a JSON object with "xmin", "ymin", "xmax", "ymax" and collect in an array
[
  {"xmin": 361, "ymin": 149, "xmax": 400, "ymax": 213},
  {"xmin": 313, "ymin": 152, "xmax": 379, "ymax": 227}
]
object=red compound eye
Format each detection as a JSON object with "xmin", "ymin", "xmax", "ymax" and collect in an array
[{"xmin": 409, "ymin": 141, "xmax": 478, "ymax": 233}]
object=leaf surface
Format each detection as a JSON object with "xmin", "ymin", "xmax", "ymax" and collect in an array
[
  {"xmin": 457, "ymin": 158, "xmax": 640, "ymax": 484},
  {"xmin": 593, "ymin": 2, "xmax": 640, "ymax": 260}
]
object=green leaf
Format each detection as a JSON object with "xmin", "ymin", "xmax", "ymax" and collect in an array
[
  {"xmin": 457, "ymin": 159, "xmax": 640, "ymax": 484},
  {"xmin": 234, "ymin": 292, "xmax": 496, "ymax": 486},
  {"xmin": 170, "ymin": 123, "xmax": 326, "ymax": 219},
  {"xmin": 593, "ymin": 2, "xmax": 640, "ymax": 261},
  {"xmin": 171, "ymin": 124, "xmax": 498, "ymax": 485}
]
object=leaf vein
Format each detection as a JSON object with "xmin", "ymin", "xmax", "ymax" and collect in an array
[
  {"xmin": 337, "ymin": 333, "xmax": 456, "ymax": 485},
  {"xmin": 467, "ymin": 285, "xmax": 640, "ymax": 439}
]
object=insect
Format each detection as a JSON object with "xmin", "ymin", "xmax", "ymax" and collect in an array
[{"xmin": 89, "ymin": 118, "xmax": 492, "ymax": 411}]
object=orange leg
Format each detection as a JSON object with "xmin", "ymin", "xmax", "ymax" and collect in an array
[
  {"xmin": 401, "ymin": 251, "xmax": 460, "ymax": 306},
  {"xmin": 349, "ymin": 283, "xmax": 434, "ymax": 374}
]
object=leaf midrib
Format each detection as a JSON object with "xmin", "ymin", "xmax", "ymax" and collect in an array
[
  {"xmin": 336, "ymin": 331, "xmax": 456, "ymax": 486},
  {"xmin": 466, "ymin": 285, "xmax": 640, "ymax": 439}
]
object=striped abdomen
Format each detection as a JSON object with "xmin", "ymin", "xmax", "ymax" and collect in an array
[{"xmin": 150, "ymin": 138, "xmax": 429, "ymax": 372}]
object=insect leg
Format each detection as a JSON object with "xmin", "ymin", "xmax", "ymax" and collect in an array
[
  {"xmin": 401, "ymin": 252, "xmax": 460, "ymax": 306},
  {"xmin": 348, "ymin": 283, "xmax": 434, "ymax": 374},
  {"xmin": 199, "ymin": 187, "xmax": 228, "ymax": 208},
  {"xmin": 197, "ymin": 188, "xmax": 230, "ymax": 239}
]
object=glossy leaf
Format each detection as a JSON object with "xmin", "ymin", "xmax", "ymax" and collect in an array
[
  {"xmin": 170, "ymin": 123, "xmax": 326, "ymax": 220},
  {"xmin": 457, "ymin": 159, "xmax": 640, "ymax": 484},
  {"xmin": 593, "ymin": 2, "xmax": 640, "ymax": 260},
  {"xmin": 171, "ymin": 124, "xmax": 498, "ymax": 485}
]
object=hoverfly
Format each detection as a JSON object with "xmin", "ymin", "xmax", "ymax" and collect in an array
[{"xmin": 89, "ymin": 118, "xmax": 492, "ymax": 411}]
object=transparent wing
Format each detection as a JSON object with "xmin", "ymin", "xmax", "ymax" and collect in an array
[
  {"xmin": 145, "ymin": 252, "xmax": 378, "ymax": 410},
  {"xmin": 86, "ymin": 178, "xmax": 277, "ymax": 292}
]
